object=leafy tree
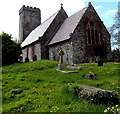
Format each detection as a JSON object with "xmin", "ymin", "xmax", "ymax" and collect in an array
[
  {"xmin": 109, "ymin": 2, "xmax": 120, "ymax": 49},
  {"xmin": 111, "ymin": 48, "xmax": 120, "ymax": 62},
  {"xmin": 0, "ymin": 32, "xmax": 21, "ymax": 66}
]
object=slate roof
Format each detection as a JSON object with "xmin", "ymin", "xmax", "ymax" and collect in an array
[
  {"xmin": 21, "ymin": 6, "xmax": 88, "ymax": 47},
  {"xmin": 21, "ymin": 11, "xmax": 59, "ymax": 47},
  {"xmin": 48, "ymin": 7, "xmax": 88, "ymax": 45}
]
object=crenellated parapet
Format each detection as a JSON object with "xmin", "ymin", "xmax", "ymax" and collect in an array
[
  {"xmin": 19, "ymin": 5, "xmax": 40, "ymax": 15},
  {"xmin": 19, "ymin": 5, "xmax": 41, "ymax": 42}
]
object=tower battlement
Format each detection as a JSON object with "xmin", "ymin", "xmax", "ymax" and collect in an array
[
  {"xmin": 19, "ymin": 5, "xmax": 41, "ymax": 42},
  {"xmin": 19, "ymin": 5, "xmax": 40, "ymax": 15}
]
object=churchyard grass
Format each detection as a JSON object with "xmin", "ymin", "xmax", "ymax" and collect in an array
[{"xmin": 2, "ymin": 60, "xmax": 120, "ymax": 112}]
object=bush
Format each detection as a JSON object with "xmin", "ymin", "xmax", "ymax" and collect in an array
[{"xmin": 1, "ymin": 32, "xmax": 21, "ymax": 66}]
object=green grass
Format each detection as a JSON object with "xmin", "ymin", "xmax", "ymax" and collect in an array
[{"xmin": 2, "ymin": 60, "xmax": 120, "ymax": 112}]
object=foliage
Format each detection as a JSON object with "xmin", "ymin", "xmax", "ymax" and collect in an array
[
  {"xmin": 2, "ymin": 60, "xmax": 120, "ymax": 112},
  {"xmin": 108, "ymin": 7, "xmax": 120, "ymax": 49},
  {"xmin": 111, "ymin": 48, "xmax": 120, "ymax": 62},
  {"xmin": 1, "ymin": 32, "xmax": 21, "ymax": 66}
]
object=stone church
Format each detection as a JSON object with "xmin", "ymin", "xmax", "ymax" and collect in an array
[{"xmin": 20, "ymin": 2, "xmax": 111, "ymax": 64}]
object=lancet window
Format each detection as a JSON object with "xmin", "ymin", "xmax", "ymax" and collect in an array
[{"xmin": 86, "ymin": 21, "xmax": 100, "ymax": 45}]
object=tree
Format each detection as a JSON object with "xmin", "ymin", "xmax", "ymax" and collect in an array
[
  {"xmin": 0, "ymin": 32, "xmax": 21, "ymax": 66},
  {"xmin": 109, "ymin": 2, "xmax": 120, "ymax": 49},
  {"xmin": 111, "ymin": 48, "xmax": 120, "ymax": 62}
]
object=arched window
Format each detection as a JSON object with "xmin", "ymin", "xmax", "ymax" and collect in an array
[
  {"xmin": 95, "ymin": 29, "xmax": 98, "ymax": 45},
  {"xmin": 91, "ymin": 28, "xmax": 95, "ymax": 44},
  {"xmin": 26, "ymin": 48, "xmax": 29, "ymax": 58},
  {"xmin": 87, "ymin": 21, "xmax": 100, "ymax": 45},
  {"xmin": 87, "ymin": 28, "xmax": 91, "ymax": 44}
]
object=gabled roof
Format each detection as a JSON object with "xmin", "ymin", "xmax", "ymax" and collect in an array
[
  {"xmin": 48, "ymin": 7, "xmax": 88, "ymax": 45},
  {"xmin": 21, "ymin": 11, "xmax": 59, "ymax": 47}
]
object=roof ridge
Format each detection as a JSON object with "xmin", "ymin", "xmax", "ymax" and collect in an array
[
  {"xmin": 40, "ymin": 10, "xmax": 59, "ymax": 25},
  {"xmin": 69, "ymin": 6, "xmax": 88, "ymax": 18},
  {"xmin": 48, "ymin": 6, "xmax": 88, "ymax": 45}
]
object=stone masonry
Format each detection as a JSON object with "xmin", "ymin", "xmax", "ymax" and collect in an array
[
  {"xmin": 19, "ymin": 5, "xmax": 41, "ymax": 42},
  {"xmin": 20, "ymin": 3, "xmax": 111, "ymax": 63}
]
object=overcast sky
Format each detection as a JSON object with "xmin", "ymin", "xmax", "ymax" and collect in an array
[{"xmin": 0, "ymin": 0, "xmax": 118, "ymax": 40}]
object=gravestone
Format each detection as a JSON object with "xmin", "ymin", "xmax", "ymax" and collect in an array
[
  {"xmin": 57, "ymin": 50, "xmax": 65, "ymax": 70},
  {"xmin": 67, "ymin": 65, "xmax": 86, "ymax": 69},
  {"xmin": 98, "ymin": 61, "xmax": 103, "ymax": 66},
  {"xmin": 68, "ymin": 84, "xmax": 119, "ymax": 105},
  {"xmin": 59, "ymin": 50, "xmax": 64, "ymax": 64},
  {"xmin": 77, "ymin": 85, "xmax": 118, "ymax": 105},
  {"xmin": 84, "ymin": 72, "xmax": 96, "ymax": 80}
]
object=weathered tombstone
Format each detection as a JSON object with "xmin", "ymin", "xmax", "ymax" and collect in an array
[
  {"xmin": 68, "ymin": 84, "xmax": 119, "ymax": 105},
  {"xmin": 77, "ymin": 85, "xmax": 119, "ymax": 105},
  {"xmin": 25, "ymin": 58, "xmax": 29, "ymax": 62},
  {"xmin": 98, "ymin": 61, "xmax": 103, "ymax": 66},
  {"xmin": 59, "ymin": 50, "xmax": 64, "ymax": 64},
  {"xmin": 97, "ymin": 56, "xmax": 103, "ymax": 66},
  {"xmin": 84, "ymin": 72, "xmax": 96, "ymax": 80},
  {"xmin": 58, "ymin": 50, "xmax": 65, "ymax": 70}
]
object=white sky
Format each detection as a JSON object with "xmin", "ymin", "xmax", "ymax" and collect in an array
[{"xmin": 0, "ymin": 0, "xmax": 85, "ymax": 40}]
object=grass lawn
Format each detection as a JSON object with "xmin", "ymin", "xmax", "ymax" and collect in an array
[{"xmin": 2, "ymin": 60, "xmax": 120, "ymax": 112}]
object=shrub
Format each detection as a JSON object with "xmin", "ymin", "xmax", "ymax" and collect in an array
[{"xmin": 1, "ymin": 32, "xmax": 21, "ymax": 66}]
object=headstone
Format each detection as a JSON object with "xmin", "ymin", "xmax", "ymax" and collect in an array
[
  {"xmin": 57, "ymin": 64, "xmax": 65, "ymax": 70},
  {"xmin": 57, "ymin": 50, "xmax": 65, "ymax": 70},
  {"xmin": 58, "ymin": 50, "xmax": 64, "ymax": 64},
  {"xmin": 25, "ymin": 58, "xmax": 29, "ymax": 62},
  {"xmin": 84, "ymin": 72, "xmax": 96, "ymax": 80},
  {"xmin": 68, "ymin": 84, "xmax": 119, "ymax": 105},
  {"xmin": 77, "ymin": 85, "xmax": 119, "ymax": 105},
  {"xmin": 98, "ymin": 61, "xmax": 103, "ymax": 66},
  {"xmin": 67, "ymin": 65, "xmax": 87, "ymax": 69}
]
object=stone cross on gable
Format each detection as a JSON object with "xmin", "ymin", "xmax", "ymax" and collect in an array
[
  {"xmin": 60, "ymin": 3, "xmax": 63, "ymax": 9},
  {"xmin": 58, "ymin": 50, "xmax": 64, "ymax": 64}
]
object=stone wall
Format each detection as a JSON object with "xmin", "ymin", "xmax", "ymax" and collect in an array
[
  {"xmin": 49, "ymin": 5, "xmax": 111, "ymax": 64},
  {"xmin": 40, "ymin": 8, "xmax": 68, "ymax": 59},
  {"xmin": 22, "ymin": 41, "xmax": 41, "ymax": 62},
  {"xmin": 70, "ymin": 4, "xmax": 111, "ymax": 63},
  {"xmin": 49, "ymin": 40, "xmax": 74, "ymax": 64},
  {"xmin": 100, "ymin": 25, "xmax": 111, "ymax": 60},
  {"xmin": 71, "ymin": 22, "xmax": 86, "ymax": 63},
  {"xmin": 19, "ymin": 5, "xmax": 41, "ymax": 42},
  {"xmin": 21, "ymin": 4, "xmax": 111, "ymax": 63}
]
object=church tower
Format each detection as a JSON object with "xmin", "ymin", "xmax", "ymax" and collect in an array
[{"xmin": 19, "ymin": 5, "xmax": 41, "ymax": 42}]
